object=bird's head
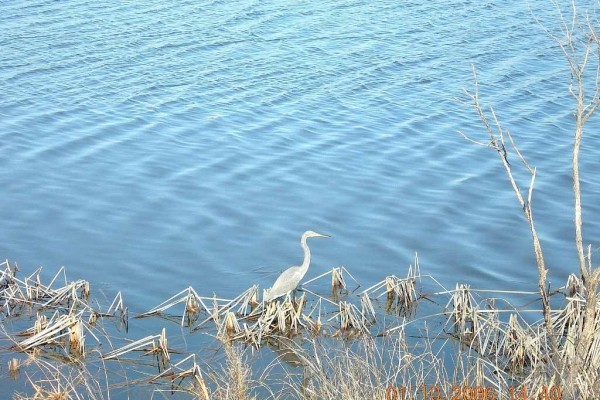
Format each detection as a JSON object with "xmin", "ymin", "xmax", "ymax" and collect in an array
[{"xmin": 303, "ymin": 230, "xmax": 330, "ymax": 240}]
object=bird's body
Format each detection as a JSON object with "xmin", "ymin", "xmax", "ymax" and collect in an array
[{"xmin": 263, "ymin": 230, "xmax": 329, "ymax": 302}]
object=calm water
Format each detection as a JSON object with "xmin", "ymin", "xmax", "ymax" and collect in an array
[{"xmin": 1, "ymin": 0, "xmax": 599, "ymax": 314}]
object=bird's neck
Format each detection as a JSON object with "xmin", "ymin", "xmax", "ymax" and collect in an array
[{"xmin": 300, "ymin": 236, "xmax": 311, "ymax": 273}]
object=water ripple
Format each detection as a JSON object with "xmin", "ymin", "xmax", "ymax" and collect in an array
[{"xmin": 0, "ymin": 0, "xmax": 599, "ymax": 306}]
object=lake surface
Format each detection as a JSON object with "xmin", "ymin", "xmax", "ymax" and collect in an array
[{"xmin": 1, "ymin": 0, "xmax": 599, "ymax": 314}]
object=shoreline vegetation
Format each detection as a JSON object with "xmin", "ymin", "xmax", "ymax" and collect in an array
[
  {"xmin": 1, "ymin": 1, "xmax": 599, "ymax": 399},
  {"xmin": 0, "ymin": 254, "xmax": 594, "ymax": 399}
]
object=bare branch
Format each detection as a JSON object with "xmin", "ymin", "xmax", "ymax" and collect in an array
[
  {"xmin": 457, "ymin": 130, "xmax": 491, "ymax": 147},
  {"xmin": 506, "ymin": 128, "xmax": 534, "ymax": 174},
  {"xmin": 528, "ymin": 167, "xmax": 537, "ymax": 208},
  {"xmin": 459, "ymin": 65, "xmax": 560, "ymax": 375}
]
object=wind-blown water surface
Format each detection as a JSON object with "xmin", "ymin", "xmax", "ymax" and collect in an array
[{"xmin": 1, "ymin": 0, "xmax": 599, "ymax": 311}]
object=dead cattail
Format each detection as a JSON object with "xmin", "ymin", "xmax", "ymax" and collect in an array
[
  {"xmin": 337, "ymin": 301, "xmax": 368, "ymax": 334},
  {"xmin": 303, "ymin": 314, "xmax": 323, "ymax": 335},
  {"xmin": 449, "ymin": 284, "xmax": 478, "ymax": 339},
  {"xmin": 8, "ymin": 358, "xmax": 20, "ymax": 379},
  {"xmin": 276, "ymin": 300, "xmax": 292, "ymax": 334},
  {"xmin": 159, "ymin": 328, "xmax": 169, "ymax": 363},
  {"xmin": 331, "ymin": 267, "xmax": 346, "ymax": 290},
  {"xmin": 68, "ymin": 319, "xmax": 85, "ymax": 358},
  {"xmin": 186, "ymin": 291, "xmax": 200, "ymax": 314},
  {"xmin": 102, "ymin": 334, "xmax": 162, "ymax": 361},
  {"xmin": 503, "ymin": 314, "xmax": 528, "ymax": 372},
  {"xmin": 195, "ymin": 374, "xmax": 211, "ymax": 400},
  {"xmin": 80, "ymin": 280, "xmax": 90, "ymax": 301},
  {"xmin": 385, "ymin": 276, "xmax": 395, "ymax": 302},
  {"xmin": 359, "ymin": 293, "xmax": 377, "ymax": 324},
  {"xmin": 381, "ymin": 275, "xmax": 418, "ymax": 316},
  {"xmin": 223, "ymin": 311, "xmax": 240, "ymax": 338},
  {"xmin": 88, "ymin": 311, "xmax": 98, "ymax": 326},
  {"xmin": 566, "ymin": 273, "xmax": 584, "ymax": 297},
  {"xmin": 249, "ymin": 289, "xmax": 259, "ymax": 310},
  {"xmin": 34, "ymin": 314, "xmax": 48, "ymax": 335}
]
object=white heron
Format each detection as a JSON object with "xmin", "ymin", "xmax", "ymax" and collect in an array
[{"xmin": 263, "ymin": 230, "xmax": 329, "ymax": 302}]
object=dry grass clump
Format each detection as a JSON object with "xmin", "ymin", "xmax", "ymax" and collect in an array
[
  {"xmin": 152, "ymin": 341, "xmax": 258, "ymax": 400},
  {"xmin": 550, "ymin": 274, "xmax": 600, "ymax": 397},
  {"xmin": 448, "ymin": 284, "xmax": 479, "ymax": 340},
  {"xmin": 15, "ymin": 312, "xmax": 88, "ymax": 359},
  {"xmin": 296, "ymin": 339, "xmax": 391, "ymax": 400},
  {"xmin": 209, "ymin": 343, "xmax": 256, "ymax": 400},
  {"xmin": 360, "ymin": 255, "xmax": 421, "ymax": 318},
  {"xmin": 282, "ymin": 330, "xmax": 454, "ymax": 400},
  {"xmin": 10, "ymin": 357, "xmax": 107, "ymax": 400},
  {"xmin": 254, "ymin": 295, "xmax": 305, "ymax": 336},
  {"xmin": 0, "ymin": 261, "xmax": 111, "ymax": 365},
  {"xmin": 152, "ymin": 354, "xmax": 211, "ymax": 399},
  {"xmin": 500, "ymin": 314, "xmax": 544, "ymax": 374}
]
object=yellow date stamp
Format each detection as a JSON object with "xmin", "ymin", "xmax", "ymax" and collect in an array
[{"xmin": 385, "ymin": 385, "xmax": 562, "ymax": 400}]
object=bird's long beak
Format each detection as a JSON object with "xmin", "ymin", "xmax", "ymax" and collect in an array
[{"xmin": 316, "ymin": 232, "xmax": 330, "ymax": 238}]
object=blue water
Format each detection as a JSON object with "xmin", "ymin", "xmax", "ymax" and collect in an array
[{"xmin": 1, "ymin": 0, "xmax": 599, "ymax": 314}]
